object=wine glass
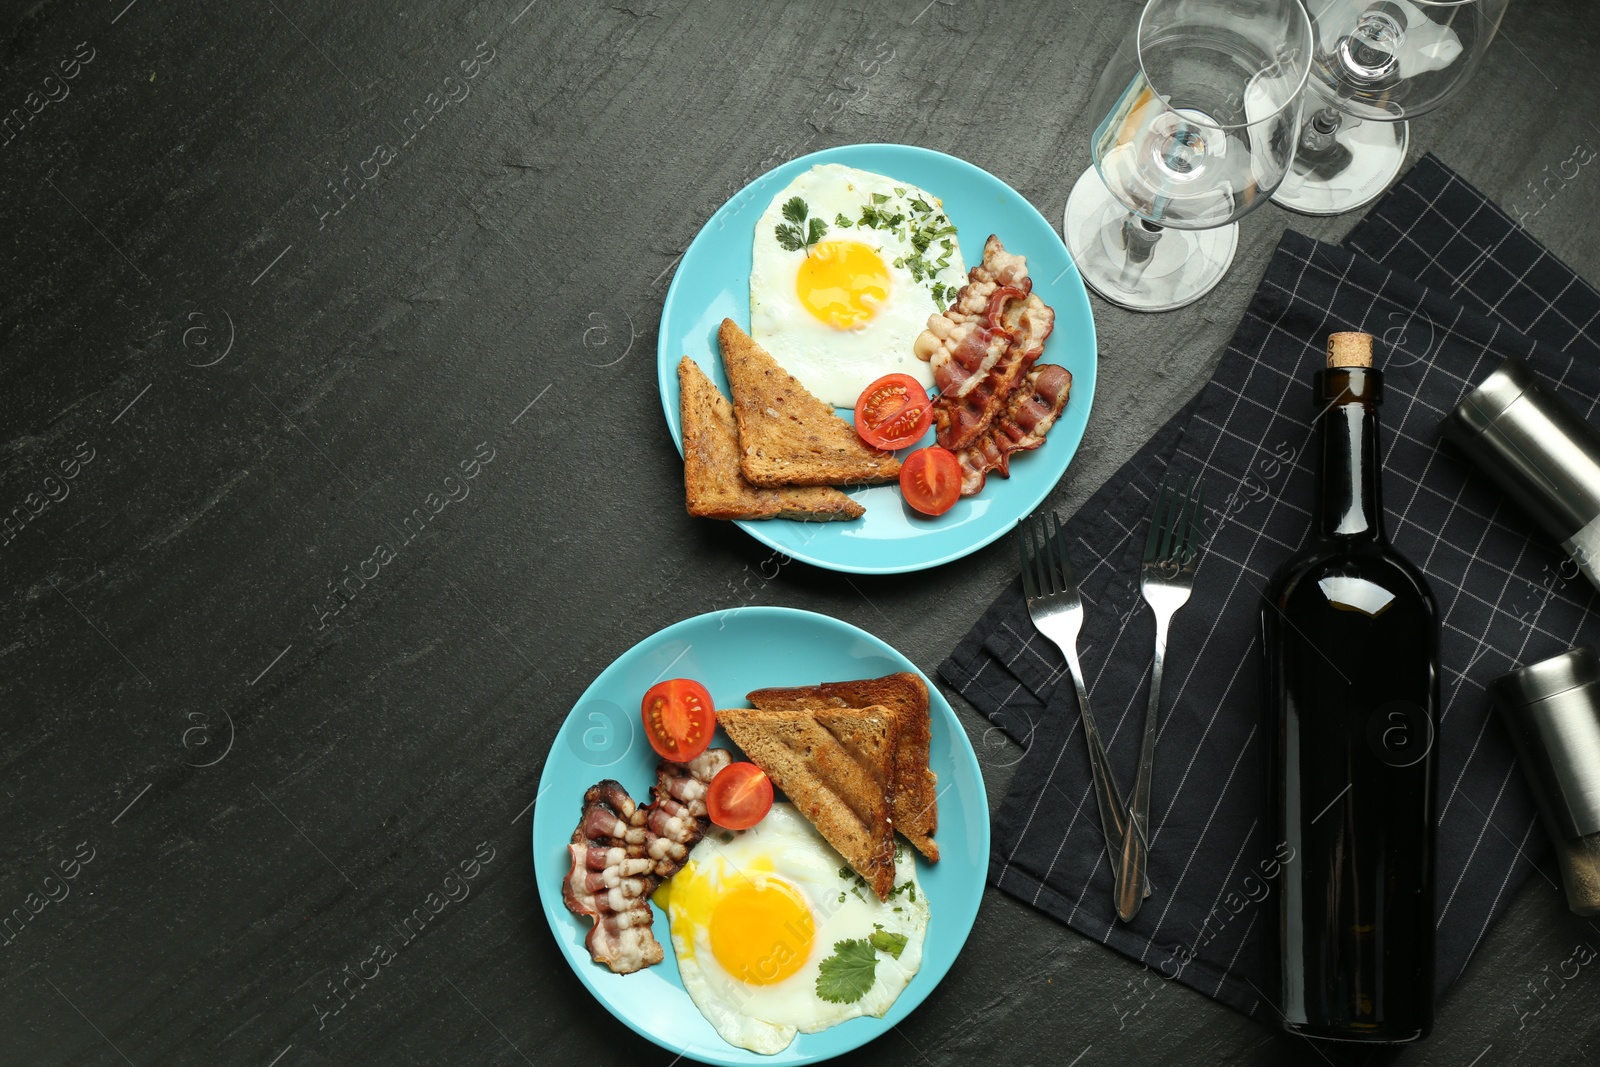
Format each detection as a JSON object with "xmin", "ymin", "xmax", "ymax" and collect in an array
[
  {"xmin": 1272, "ymin": 0, "xmax": 1508, "ymax": 216},
  {"xmin": 1063, "ymin": 0, "xmax": 1313, "ymax": 313}
]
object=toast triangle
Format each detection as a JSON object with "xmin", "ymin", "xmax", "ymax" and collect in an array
[
  {"xmin": 717, "ymin": 319, "xmax": 901, "ymax": 488},
  {"xmin": 747, "ymin": 672, "xmax": 939, "ymax": 862},
  {"xmin": 679, "ymin": 357, "xmax": 864, "ymax": 522},
  {"xmin": 716, "ymin": 703, "xmax": 901, "ymax": 899}
]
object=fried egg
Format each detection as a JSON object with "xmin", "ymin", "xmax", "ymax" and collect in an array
[
  {"xmin": 751, "ymin": 164, "xmax": 966, "ymax": 408},
  {"xmin": 654, "ymin": 803, "xmax": 930, "ymax": 1055}
]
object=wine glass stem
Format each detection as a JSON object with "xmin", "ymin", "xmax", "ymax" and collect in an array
[
  {"xmin": 1117, "ymin": 214, "xmax": 1163, "ymax": 292},
  {"xmin": 1299, "ymin": 106, "xmax": 1343, "ymax": 156}
]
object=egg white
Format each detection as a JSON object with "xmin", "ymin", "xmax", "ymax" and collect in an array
[
  {"xmin": 750, "ymin": 163, "xmax": 966, "ymax": 408},
  {"xmin": 659, "ymin": 803, "xmax": 930, "ymax": 1055}
]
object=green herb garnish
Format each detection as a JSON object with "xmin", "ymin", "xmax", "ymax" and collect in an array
[
  {"xmin": 816, "ymin": 939, "xmax": 878, "ymax": 1003},
  {"xmin": 775, "ymin": 196, "xmax": 827, "ymax": 255},
  {"xmin": 870, "ymin": 928, "xmax": 908, "ymax": 959},
  {"xmin": 888, "ymin": 879, "xmax": 917, "ymax": 902},
  {"xmin": 845, "ymin": 188, "xmax": 961, "ymax": 303}
]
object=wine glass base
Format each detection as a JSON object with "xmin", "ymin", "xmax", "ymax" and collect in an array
[
  {"xmin": 1272, "ymin": 119, "xmax": 1409, "ymax": 216},
  {"xmin": 1062, "ymin": 167, "xmax": 1238, "ymax": 314}
]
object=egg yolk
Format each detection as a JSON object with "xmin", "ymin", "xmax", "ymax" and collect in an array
[
  {"xmin": 709, "ymin": 878, "xmax": 815, "ymax": 985},
  {"xmin": 795, "ymin": 240, "xmax": 890, "ymax": 329}
]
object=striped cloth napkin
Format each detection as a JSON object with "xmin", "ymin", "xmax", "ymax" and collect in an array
[{"xmin": 940, "ymin": 155, "xmax": 1600, "ymax": 1018}]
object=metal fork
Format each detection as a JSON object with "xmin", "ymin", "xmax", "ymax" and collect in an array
[
  {"xmin": 1113, "ymin": 475, "xmax": 1205, "ymax": 922},
  {"xmin": 1018, "ymin": 511, "xmax": 1142, "ymax": 899}
]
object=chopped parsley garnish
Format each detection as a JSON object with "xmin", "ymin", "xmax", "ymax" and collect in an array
[
  {"xmin": 775, "ymin": 196, "xmax": 828, "ymax": 255},
  {"xmin": 870, "ymin": 927, "xmax": 908, "ymax": 959},
  {"xmin": 816, "ymin": 939, "xmax": 878, "ymax": 1003},
  {"xmin": 848, "ymin": 190, "xmax": 962, "ymax": 301}
]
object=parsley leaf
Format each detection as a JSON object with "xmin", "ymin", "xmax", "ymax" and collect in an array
[
  {"xmin": 872, "ymin": 192, "xmax": 889, "ymax": 204},
  {"xmin": 889, "ymin": 879, "xmax": 917, "ymax": 902},
  {"xmin": 835, "ymin": 212, "xmax": 853, "ymax": 229},
  {"xmin": 870, "ymin": 929, "xmax": 908, "ymax": 959},
  {"xmin": 774, "ymin": 198, "xmax": 827, "ymax": 255},
  {"xmin": 816, "ymin": 939, "xmax": 878, "ymax": 1003},
  {"xmin": 894, "ymin": 186, "xmax": 906, "ymax": 196}
]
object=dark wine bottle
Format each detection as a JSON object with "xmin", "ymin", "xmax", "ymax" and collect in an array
[{"xmin": 1262, "ymin": 331, "xmax": 1439, "ymax": 1042}]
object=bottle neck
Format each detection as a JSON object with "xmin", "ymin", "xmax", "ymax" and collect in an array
[{"xmin": 1314, "ymin": 368, "xmax": 1386, "ymax": 543}]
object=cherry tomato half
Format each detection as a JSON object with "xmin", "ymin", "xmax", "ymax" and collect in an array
[
  {"xmin": 641, "ymin": 678, "xmax": 714, "ymax": 762},
  {"xmin": 706, "ymin": 762, "xmax": 774, "ymax": 829},
  {"xmin": 900, "ymin": 446, "xmax": 963, "ymax": 516},
  {"xmin": 855, "ymin": 373, "xmax": 933, "ymax": 451}
]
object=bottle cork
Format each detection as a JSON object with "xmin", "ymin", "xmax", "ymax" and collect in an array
[{"xmin": 1327, "ymin": 332, "xmax": 1373, "ymax": 369}]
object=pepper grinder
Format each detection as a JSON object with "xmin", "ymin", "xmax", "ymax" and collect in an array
[
  {"xmin": 1490, "ymin": 646, "xmax": 1600, "ymax": 916},
  {"xmin": 1441, "ymin": 356, "xmax": 1600, "ymax": 593}
]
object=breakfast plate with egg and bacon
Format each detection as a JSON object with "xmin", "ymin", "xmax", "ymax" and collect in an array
[
  {"xmin": 657, "ymin": 143, "xmax": 1097, "ymax": 574},
  {"xmin": 532, "ymin": 607, "xmax": 988, "ymax": 1065}
]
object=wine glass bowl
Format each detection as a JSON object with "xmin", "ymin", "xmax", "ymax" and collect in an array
[
  {"xmin": 1065, "ymin": 0, "xmax": 1313, "ymax": 312},
  {"xmin": 1274, "ymin": 0, "xmax": 1508, "ymax": 215}
]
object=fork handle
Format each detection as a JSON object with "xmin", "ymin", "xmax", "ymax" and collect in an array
[
  {"xmin": 1061, "ymin": 643, "xmax": 1137, "ymax": 883},
  {"xmin": 1114, "ymin": 609, "xmax": 1171, "ymax": 921}
]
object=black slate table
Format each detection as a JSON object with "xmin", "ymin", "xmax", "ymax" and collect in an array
[{"xmin": 5, "ymin": 2, "xmax": 1599, "ymax": 1064}]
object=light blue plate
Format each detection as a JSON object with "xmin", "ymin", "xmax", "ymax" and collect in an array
[
  {"xmin": 533, "ymin": 607, "xmax": 990, "ymax": 1066},
  {"xmin": 658, "ymin": 142, "xmax": 1097, "ymax": 575}
]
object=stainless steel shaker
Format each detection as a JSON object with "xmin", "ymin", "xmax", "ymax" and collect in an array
[
  {"xmin": 1441, "ymin": 357, "xmax": 1600, "ymax": 593},
  {"xmin": 1489, "ymin": 647, "xmax": 1600, "ymax": 916}
]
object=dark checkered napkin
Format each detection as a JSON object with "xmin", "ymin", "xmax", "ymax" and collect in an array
[{"xmin": 940, "ymin": 155, "xmax": 1600, "ymax": 1018}]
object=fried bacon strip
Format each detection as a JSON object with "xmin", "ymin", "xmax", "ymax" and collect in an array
[
  {"xmin": 564, "ymin": 780, "xmax": 662, "ymax": 973},
  {"xmin": 954, "ymin": 363, "xmax": 1072, "ymax": 496},
  {"xmin": 562, "ymin": 748, "xmax": 732, "ymax": 974},
  {"xmin": 916, "ymin": 235, "xmax": 1057, "ymax": 453}
]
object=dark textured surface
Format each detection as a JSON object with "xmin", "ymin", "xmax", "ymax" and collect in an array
[{"xmin": 3, "ymin": 2, "xmax": 1598, "ymax": 1065}]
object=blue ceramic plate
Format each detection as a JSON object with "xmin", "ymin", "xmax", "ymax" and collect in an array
[
  {"xmin": 532, "ymin": 607, "xmax": 989, "ymax": 1066},
  {"xmin": 657, "ymin": 143, "xmax": 1097, "ymax": 575}
]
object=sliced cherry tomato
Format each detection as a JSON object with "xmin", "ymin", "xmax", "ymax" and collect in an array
[
  {"xmin": 641, "ymin": 678, "xmax": 714, "ymax": 762},
  {"xmin": 854, "ymin": 373, "xmax": 933, "ymax": 450},
  {"xmin": 706, "ymin": 762, "xmax": 774, "ymax": 829},
  {"xmin": 900, "ymin": 446, "xmax": 963, "ymax": 516}
]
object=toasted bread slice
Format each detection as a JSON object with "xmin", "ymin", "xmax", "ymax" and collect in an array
[
  {"xmin": 679, "ymin": 357, "xmax": 865, "ymax": 522},
  {"xmin": 717, "ymin": 319, "xmax": 901, "ymax": 488},
  {"xmin": 747, "ymin": 673, "xmax": 939, "ymax": 862},
  {"xmin": 716, "ymin": 704, "xmax": 900, "ymax": 900}
]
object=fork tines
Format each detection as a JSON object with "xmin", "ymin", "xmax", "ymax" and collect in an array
[
  {"xmin": 1020, "ymin": 510, "xmax": 1076, "ymax": 601},
  {"xmin": 1143, "ymin": 474, "xmax": 1205, "ymax": 571}
]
